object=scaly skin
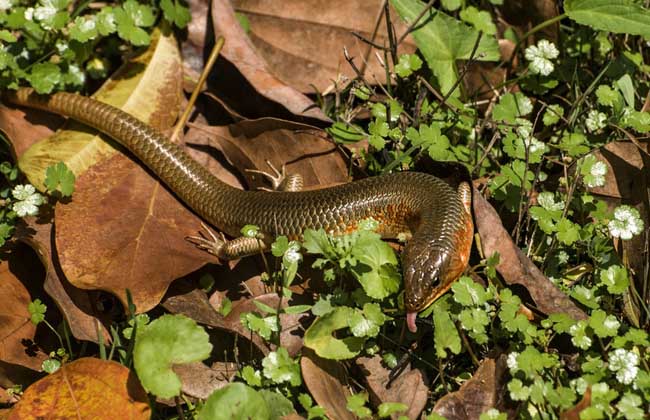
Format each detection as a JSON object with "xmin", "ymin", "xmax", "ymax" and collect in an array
[{"xmin": 6, "ymin": 88, "xmax": 474, "ymax": 332}]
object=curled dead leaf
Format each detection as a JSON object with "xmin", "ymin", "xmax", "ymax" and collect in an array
[
  {"xmin": 301, "ymin": 348, "xmax": 354, "ymax": 420},
  {"xmin": 356, "ymin": 355, "xmax": 428, "ymax": 420},
  {"xmin": 210, "ymin": 0, "xmax": 329, "ymax": 122},
  {"xmin": 433, "ymin": 356, "xmax": 512, "ymax": 419}
]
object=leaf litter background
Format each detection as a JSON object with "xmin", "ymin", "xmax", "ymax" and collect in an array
[{"xmin": 0, "ymin": 0, "xmax": 638, "ymax": 418}]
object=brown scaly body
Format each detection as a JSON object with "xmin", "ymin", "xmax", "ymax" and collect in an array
[{"xmin": 6, "ymin": 88, "xmax": 473, "ymax": 332}]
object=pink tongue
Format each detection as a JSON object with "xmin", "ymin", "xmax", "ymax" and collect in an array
[{"xmin": 406, "ymin": 312, "xmax": 418, "ymax": 333}]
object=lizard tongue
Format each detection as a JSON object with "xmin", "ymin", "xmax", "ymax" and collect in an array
[{"xmin": 406, "ymin": 312, "xmax": 418, "ymax": 333}]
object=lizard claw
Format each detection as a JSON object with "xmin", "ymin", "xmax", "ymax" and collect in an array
[{"xmin": 186, "ymin": 222, "xmax": 227, "ymax": 260}]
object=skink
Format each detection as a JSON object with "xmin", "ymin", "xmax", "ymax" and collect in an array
[{"xmin": 6, "ymin": 88, "xmax": 474, "ymax": 333}]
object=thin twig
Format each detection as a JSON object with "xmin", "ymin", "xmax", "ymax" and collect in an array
[
  {"xmin": 170, "ymin": 36, "xmax": 225, "ymax": 143},
  {"xmin": 396, "ymin": 0, "xmax": 437, "ymax": 46}
]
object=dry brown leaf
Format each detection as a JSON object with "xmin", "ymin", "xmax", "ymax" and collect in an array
[
  {"xmin": 210, "ymin": 0, "xmax": 329, "ymax": 122},
  {"xmin": 301, "ymin": 348, "xmax": 355, "ymax": 420},
  {"xmin": 473, "ymin": 188, "xmax": 587, "ymax": 320},
  {"xmin": 0, "ymin": 253, "xmax": 46, "ymax": 372},
  {"xmin": 0, "ymin": 106, "xmax": 60, "ymax": 159},
  {"xmin": 356, "ymin": 356, "xmax": 428, "ymax": 420},
  {"xmin": 8, "ymin": 358, "xmax": 149, "ymax": 419},
  {"xmin": 433, "ymin": 356, "xmax": 511, "ymax": 419},
  {"xmin": 500, "ymin": 0, "xmax": 560, "ymax": 42},
  {"xmin": 233, "ymin": 0, "xmax": 416, "ymax": 93},
  {"xmin": 185, "ymin": 118, "xmax": 348, "ymax": 190},
  {"xmin": 16, "ymin": 219, "xmax": 110, "ymax": 343},
  {"xmin": 172, "ymin": 361, "xmax": 237, "ymax": 399}
]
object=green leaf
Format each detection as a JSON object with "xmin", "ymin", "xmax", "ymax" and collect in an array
[
  {"xmin": 259, "ymin": 390, "xmax": 295, "ymax": 418},
  {"xmin": 240, "ymin": 365, "xmax": 262, "ymax": 387},
  {"xmin": 198, "ymin": 383, "xmax": 269, "ymax": 420},
  {"xmin": 517, "ymin": 346, "xmax": 558, "ymax": 377},
  {"xmin": 595, "ymin": 84, "xmax": 623, "ymax": 109},
  {"xmin": 133, "ymin": 314, "xmax": 212, "ymax": 398},
  {"xmin": 616, "ymin": 393, "xmax": 644, "ymax": 419},
  {"xmin": 241, "ymin": 312, "xmax": 278, "ymax": 340},
  {"xmin": 69, "ymin": 16, "xmax": 98, "ymax": 43},
  {"xmin": 559, "ymin": 132, "xmax": 590, "ymax": 156},
  {"xmin": 616, "ymin": 74, "xmax": 635, "ymax": 108},
  {"xmin": 349, "ymin": 231, "xmax": 400, "ymax": 299},
  {"xmin": 571, "ymin": 286, "xmax": 600, "ymax": 310},
  {"xmin": 508, "ymin": 378, "xmax": 530, "ymax": 401},
  {"xmin": 28, "ymin": 62, "xmax": 61, "ymax": 94},
  {"xmin": 96, "ymin": 7, "xmax": 117, "ymax": 35},
  {"xmin": 568, "ymin": 320, "xmax": 593, "ymax": 350},
  {"xmin": 44, "ymin": 161, "xmax": 75, "ymax": 196},
  {"xmin": 394, "ymin": 54, "xmax": 423, "ymax": 77},
  {"xmin": 543, "ymin": 104, "xmax": 564, "ymax": 126},
  {"xmin": 28, "ymin": 299, "xmax": 47, "ymax": 325},
  {"xmin": 0, "ymin": 29, "xmax": 16, "ymax": 42},
  {"xmin": 459, "ymin": 6, "xmax": 497, "ymax": 35},
  {"xmin": 556, "ymin": 218, "xmax": 580, "ymax": 245},
  {"xmin": 565, "ymin": 0, "xmax": 650, "ymax": 37},
  {"xmin": 589, "ymin": 309, "xmax": 619, "ymax": 338},
  {"xmin": 160, "ymin": 0, "xmax": 191, "ymax": 28},
  {"xmin": 451, "ymin": 276, "xmax": 490, "ymax": 306},
  {"xmin": 458, "ymin": 308, "xmax": 490, "ymax": 344},
  {"xmin": 432, "ymin": 296, "xmax": 461, "ymax": 357},
  {"xmin": 390, "ymin": 0, "xmax": 499, "ymax": 97},
  {"xmin": 304, "ymin": 307, "xmax": 365, "ymax": 360},
  {"xmin": 598, "ymin": 265, "xmax": 629, "ymax": 294},
  {"xmin": 378, "ymin": 402, "xmax": 408, "ymax": 418},
  {"xmin": 493, "ymin": 93, "xmax": 532, "ymax": 123},
  {"xmin": 262, "ymin": 347, "xmax": 302, "ymax": 387},
  {"xmin": 327, "ymin": 122, "xmax": 366, "ymax": 144},
  {"xmin": 347, "ymin": 393, "xmax": 372, "ymax": 419},
  {"xmin": 440, "ymin": 0, "xmax": 460, "ymax": 11}
]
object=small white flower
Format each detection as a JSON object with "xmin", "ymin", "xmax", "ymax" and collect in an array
[
  {"xmin": 525, "ymin": 40, "xmax": 559, "ymax": 76},
  {"xmin": 608, "ymin": 205, "xmax": 644, "ymax": 240},
  {"xmin": 67, "ymin": 64, "xmax": 86, "ymax": 86},
  {"xmin": 537, "ymin": 191, "xmax": 564, "ymax": 211},
  {"xmin": 0, "ymin": 0, "xmax": 12, "ymax": 11},
  {"xmin": 79, "ymin": 16, "xmax": 96, "ymax": 32},
  {"xmin": 570, "ymin": 377, "xmax": 588, "ymax": 394},
  {"xmin": 524, "ymin": 136, "xmax": 547, "ymax": 155},
  {"xmin": 506, "ymin": 352, "xmax": 519, "ymax": 371},
  {"xmin": 19, "ymin": 48, "xmax": 29, "ymax": 60},
  {"xmin": 34, "ymin": 4, "xmax": 56, "ymax": 22},
  {"xmin": 608, "ymin": 348, "xmax": 639, "ymax": 385},
  {"xmin": 586, "ymin": 110, "xmax": 607, "ymax": 133},
  {"xmin": 55, "ymin": 39, "xmax": 68, "ymax": 54},
  {"xmin": 24, "ymin": 7, "xmax": 34, "ymax": 21},
  {"xmin": 283, "ymin": 242, "xmax": 302, "ymax": 264},
  {"xmin": 585, "ymin": 160, "xmax": 607, "ymax": 188},
  {"xmin": 12, "ymin": 184, "xmax": 44, "ymax": 217},
  {"xmin": 520, "ymin": 97, "xmax": 533, "ymax": 116},
  {"xmin": 13, "ymin": 184, "xmax": 37, "ymax": 200},
  {"xmin": 603, "ymin": 316, "xmax": 620, "ymax": 332}
]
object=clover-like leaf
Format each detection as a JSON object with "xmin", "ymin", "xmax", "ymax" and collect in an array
[{"xmin": 133, "ymin": 314, "xmax": 212, "ymax": 398}]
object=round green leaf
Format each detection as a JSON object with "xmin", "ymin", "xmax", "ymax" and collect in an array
[{"xmin": 134, "ymin": 314, "xmax": 212, "ymax": 398}]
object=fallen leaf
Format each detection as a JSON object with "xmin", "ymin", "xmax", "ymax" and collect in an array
[
  {"xmin": 356, "ymin": 355, "xmax": 428, "ymax": 419},
  {"xmin": 433, "ymin": 356, "xmax": 512, "ymax": 418},
  {"xmin": 233, "ymin": 0, "xmax": 416, "ymax": 93},
  {"xmin": 0, "ymin": 106, "xmax": 60, "ymax": 159},
  {"xmin": 185, "ymin": 118, "xmax": 348, "ymax": 190},
  {"xmin": 17, "ymin": 28, "xmax": 182, "ymax": 191},
  {"xmin": 210, "ymin": 0, "xmax": 329, "ymax": 122},
  {"xmin": 8, "ymin": 358, "xmax": 150, "ymax": 419},
  {"xmin": 24, "ymin": 29, "xmax": 210, "ymax": 313},
  {"xmin": 300, "ymin": 348, "xmax": 354, "ymax": 420},
  {"xmin": 473, "ymin": 188, "xmax": 588, "ymax": 320},
  {"xmin": 500, "ymin": 0, "xmax": 560, "ymax": 42},
  {"xmin": 16, "ymin": 219, "xmax": 110, "ymax": 343},
  {"xmin": 0, "ymin": 250, "xmax": 46, "ymax": 371},
  {"xmin": 172, "ymin": 361, "xmax": 237, "ymax": 399}
]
